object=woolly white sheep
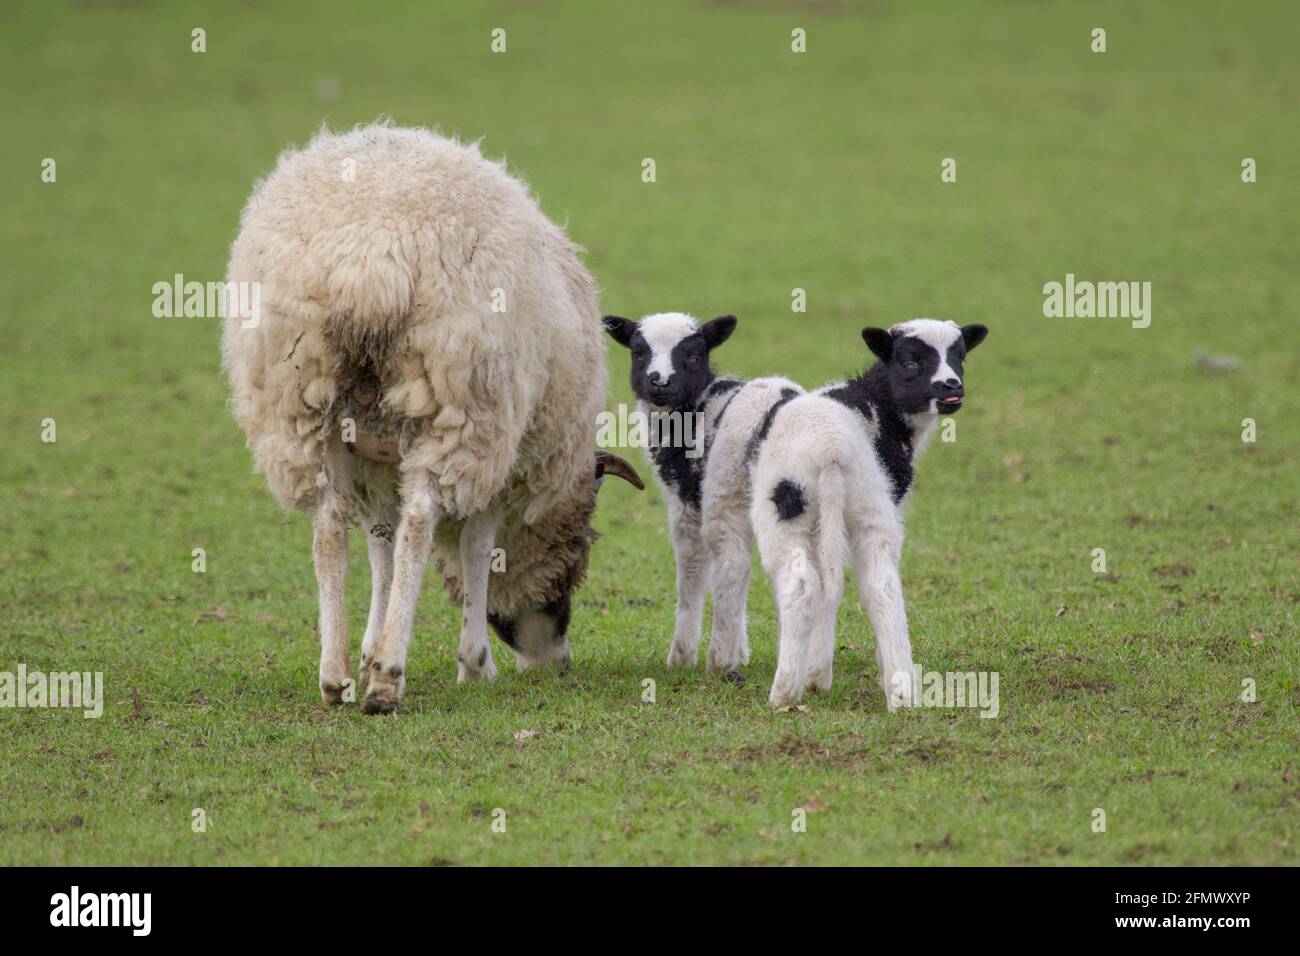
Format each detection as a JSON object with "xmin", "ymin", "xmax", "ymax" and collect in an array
[{"xmin": 222, "ymin": 123, "xmax": 642, "ymax": 714}]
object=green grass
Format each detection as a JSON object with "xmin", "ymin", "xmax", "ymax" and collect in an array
[{"xmin": 1, "ymin": 0, "xmax": 1297, "ymax": 865}]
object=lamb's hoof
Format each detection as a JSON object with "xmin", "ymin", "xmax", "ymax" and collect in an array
[
  {"xmin": 720, "ymin": 670, "xmax": 747, "ymax": 685},
  {"xmin": 805, "ymin": 671, "xmax": 832, "ymax": 693},
  {"xmin": 666, "ymin": 645, "xmax": 697, "ymax": 668},
  {"xmin": 706, "ymin": 656, "xmax": 742, "ymax": 676},
  {"xmin": 768, "ymin": 684, "xmax": 804, "ymax": 710},
  {"xmin": 884, "ymin": 690, "xmax": 914, "ymax": 714},
  {"xmin": 883, "ymin": 670, "xmax": 916, "ymax": 713}
]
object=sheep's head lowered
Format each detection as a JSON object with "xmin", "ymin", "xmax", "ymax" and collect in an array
[{"xmin": 464, "ymin": 450, "xmax": 643, "ymax": 672}]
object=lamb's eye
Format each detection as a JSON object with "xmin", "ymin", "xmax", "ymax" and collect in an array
[{"xmin": 903, "ymin": 358, "xmax": 920, "ymax": 371}]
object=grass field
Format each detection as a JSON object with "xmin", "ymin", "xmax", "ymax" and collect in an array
[{"xmin": 1, "ymin": 0, "xmax": 1297, "ymax": 866}]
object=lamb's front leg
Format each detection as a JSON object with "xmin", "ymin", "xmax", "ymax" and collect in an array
[
  {"xmin": 313, "ymin": 492, "xmax": 352, "ymax": 704},
  {"xmin": 358, "ymin": 522, "xmax": 395, "ymax": 699},
  {"xmin": 362, "ymin": 476, "xmax": 438, "ymax": 715},
  {"xmin": 852, "ymin": 522, "xmax": 916, "ymax": 713},
  {"xmin": 456, "ymin": 509, "xmax": 500, "ymax": 683},
  {"xmin": 665, "ymin": 506, "xmax": 709, "ymax": 668}
]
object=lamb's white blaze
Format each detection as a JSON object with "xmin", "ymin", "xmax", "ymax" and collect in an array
[
  {"xmin": 892, "ymin": 318, "xmax": 963, "ymax": 386},
  {"xmin": 638, "ymin": 312, "xmax": 699, "ymax": 384}
]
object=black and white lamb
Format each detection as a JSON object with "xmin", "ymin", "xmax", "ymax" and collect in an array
[
  {"xmin": 603, "ymin": 312, "xmax": 804, "ymax": 675},
  {"xmin": 748, "ymin": 319, "xmax": 989, "ymax": 710}
]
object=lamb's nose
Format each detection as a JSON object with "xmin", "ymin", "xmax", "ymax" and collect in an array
[{"xmin": 942, "ymin": 378, "xmax": 961, "ymax": 390}]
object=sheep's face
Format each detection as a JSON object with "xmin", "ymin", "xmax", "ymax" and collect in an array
[
  {"xmin": 862, "ymin": 319, "xmax": 988, "ymax": 415},
  {"xmin": 486, "ymin": 451, "xmax": 643, "ymax": 671},
  {"xmin": 603, "ymin": 312, "xmax": 737, "ymax": 411},
  {"xmin": 489, "ymin": 599, "xmax": 576, "ymax": 672}
]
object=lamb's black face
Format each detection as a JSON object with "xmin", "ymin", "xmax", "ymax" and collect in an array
[
  {"xmin": 603, "ymin": 312, "xmax": 737, "ymax": 411},
  {"xmin": 863, "ymin": 320, "xmax": 989, "ymax": 415}
]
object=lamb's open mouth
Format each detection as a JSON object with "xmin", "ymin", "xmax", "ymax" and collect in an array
[{"xmin": 939, "ymin": 395, "xmax": 963, "ymax": 410}]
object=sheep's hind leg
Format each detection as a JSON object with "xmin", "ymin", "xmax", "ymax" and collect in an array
[
  {"xmin": 363, "ymin": 475, "xmax": 438, "ymax": 714},
  {"xmin": 313, "ymin": 491, "xmax": 352, "ymax": 704},
  {"xmin": 456, "ymin": 509, "xmax": 500, "ymax": 683},
  {"xmin": 357, "ymin": 521, "xmax": 396, "ymax": 699}
]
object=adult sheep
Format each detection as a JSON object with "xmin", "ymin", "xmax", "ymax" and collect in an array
[{"xmin": 222, "ymin": 123, "xmax": 643, "ymax": 714}]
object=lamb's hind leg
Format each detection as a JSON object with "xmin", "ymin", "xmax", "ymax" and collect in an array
[
  {"xmin": 358, "ymin": 521, "xmax": 395, "ymax": 699},
  {"xmin": 314, "ymin": 490, "xmax": 352, "ymax": 704},
  {"xmin": 851, "ymin": 518, "xmax": 916, "ymax": 712},
  {"xmin": 765, "ymin": 535, "xmax": 821, "ymax": 709},
  {"xmin": 456, "ymin": 509, "xmax": 500, "ymax": 683},
  {"xmin": 804, "ymin": 568, "xmax": 842, "ymax": 694},
  {"xmin": 363, "ymin": 474, "xmax": 438, "ymax": 714}
]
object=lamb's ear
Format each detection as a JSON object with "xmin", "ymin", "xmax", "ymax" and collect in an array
[
  {"xmin": 595, "ymin": 451, "xmax": 645, "ymax": 490},
  {"xmin": 862, "ymin": 327, "xmax": 894, "ymax": 362},
  {"xmin": 701, "ymin": 315, "xmax": 737, "ymax": 350},
  {"xmin": 961, "ymin": 324, "xmax": 989, "ymax": 352},
  {"xmin": 602, "ymin": 315, "xmax": 637, "ymax": 348}
]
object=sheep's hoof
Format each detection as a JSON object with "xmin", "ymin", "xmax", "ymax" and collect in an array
[
  {"xmin": 320, "ymin": 677, "xmax": 354, "ymax": 705},
  {"xmin": 456, "ymin": 656, "xmax": 498, "ymax": 683},
  {"xmin": 362, "ymin": 691, "xmax": 398, "ymax": 715},
  {"xmin": 720, "ymin": 669, "xmax": 747, "ymax": 685},
  {"xmin": 320, "ymin": 656, "xmax": 354, "ymax": 705},
  {"xmin": 361, "ymin": 660, "xmax": 403, "ymax": 714}
]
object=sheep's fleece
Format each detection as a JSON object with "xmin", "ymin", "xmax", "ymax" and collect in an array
[{"xmin": 221, "ymin": 123, "xmax": 608, "ymax": 621}]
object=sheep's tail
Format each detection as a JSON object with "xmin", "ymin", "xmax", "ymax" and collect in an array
[{"xmin": 814, "ymin": 464, "xmax": 846, "ymax": 600}]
